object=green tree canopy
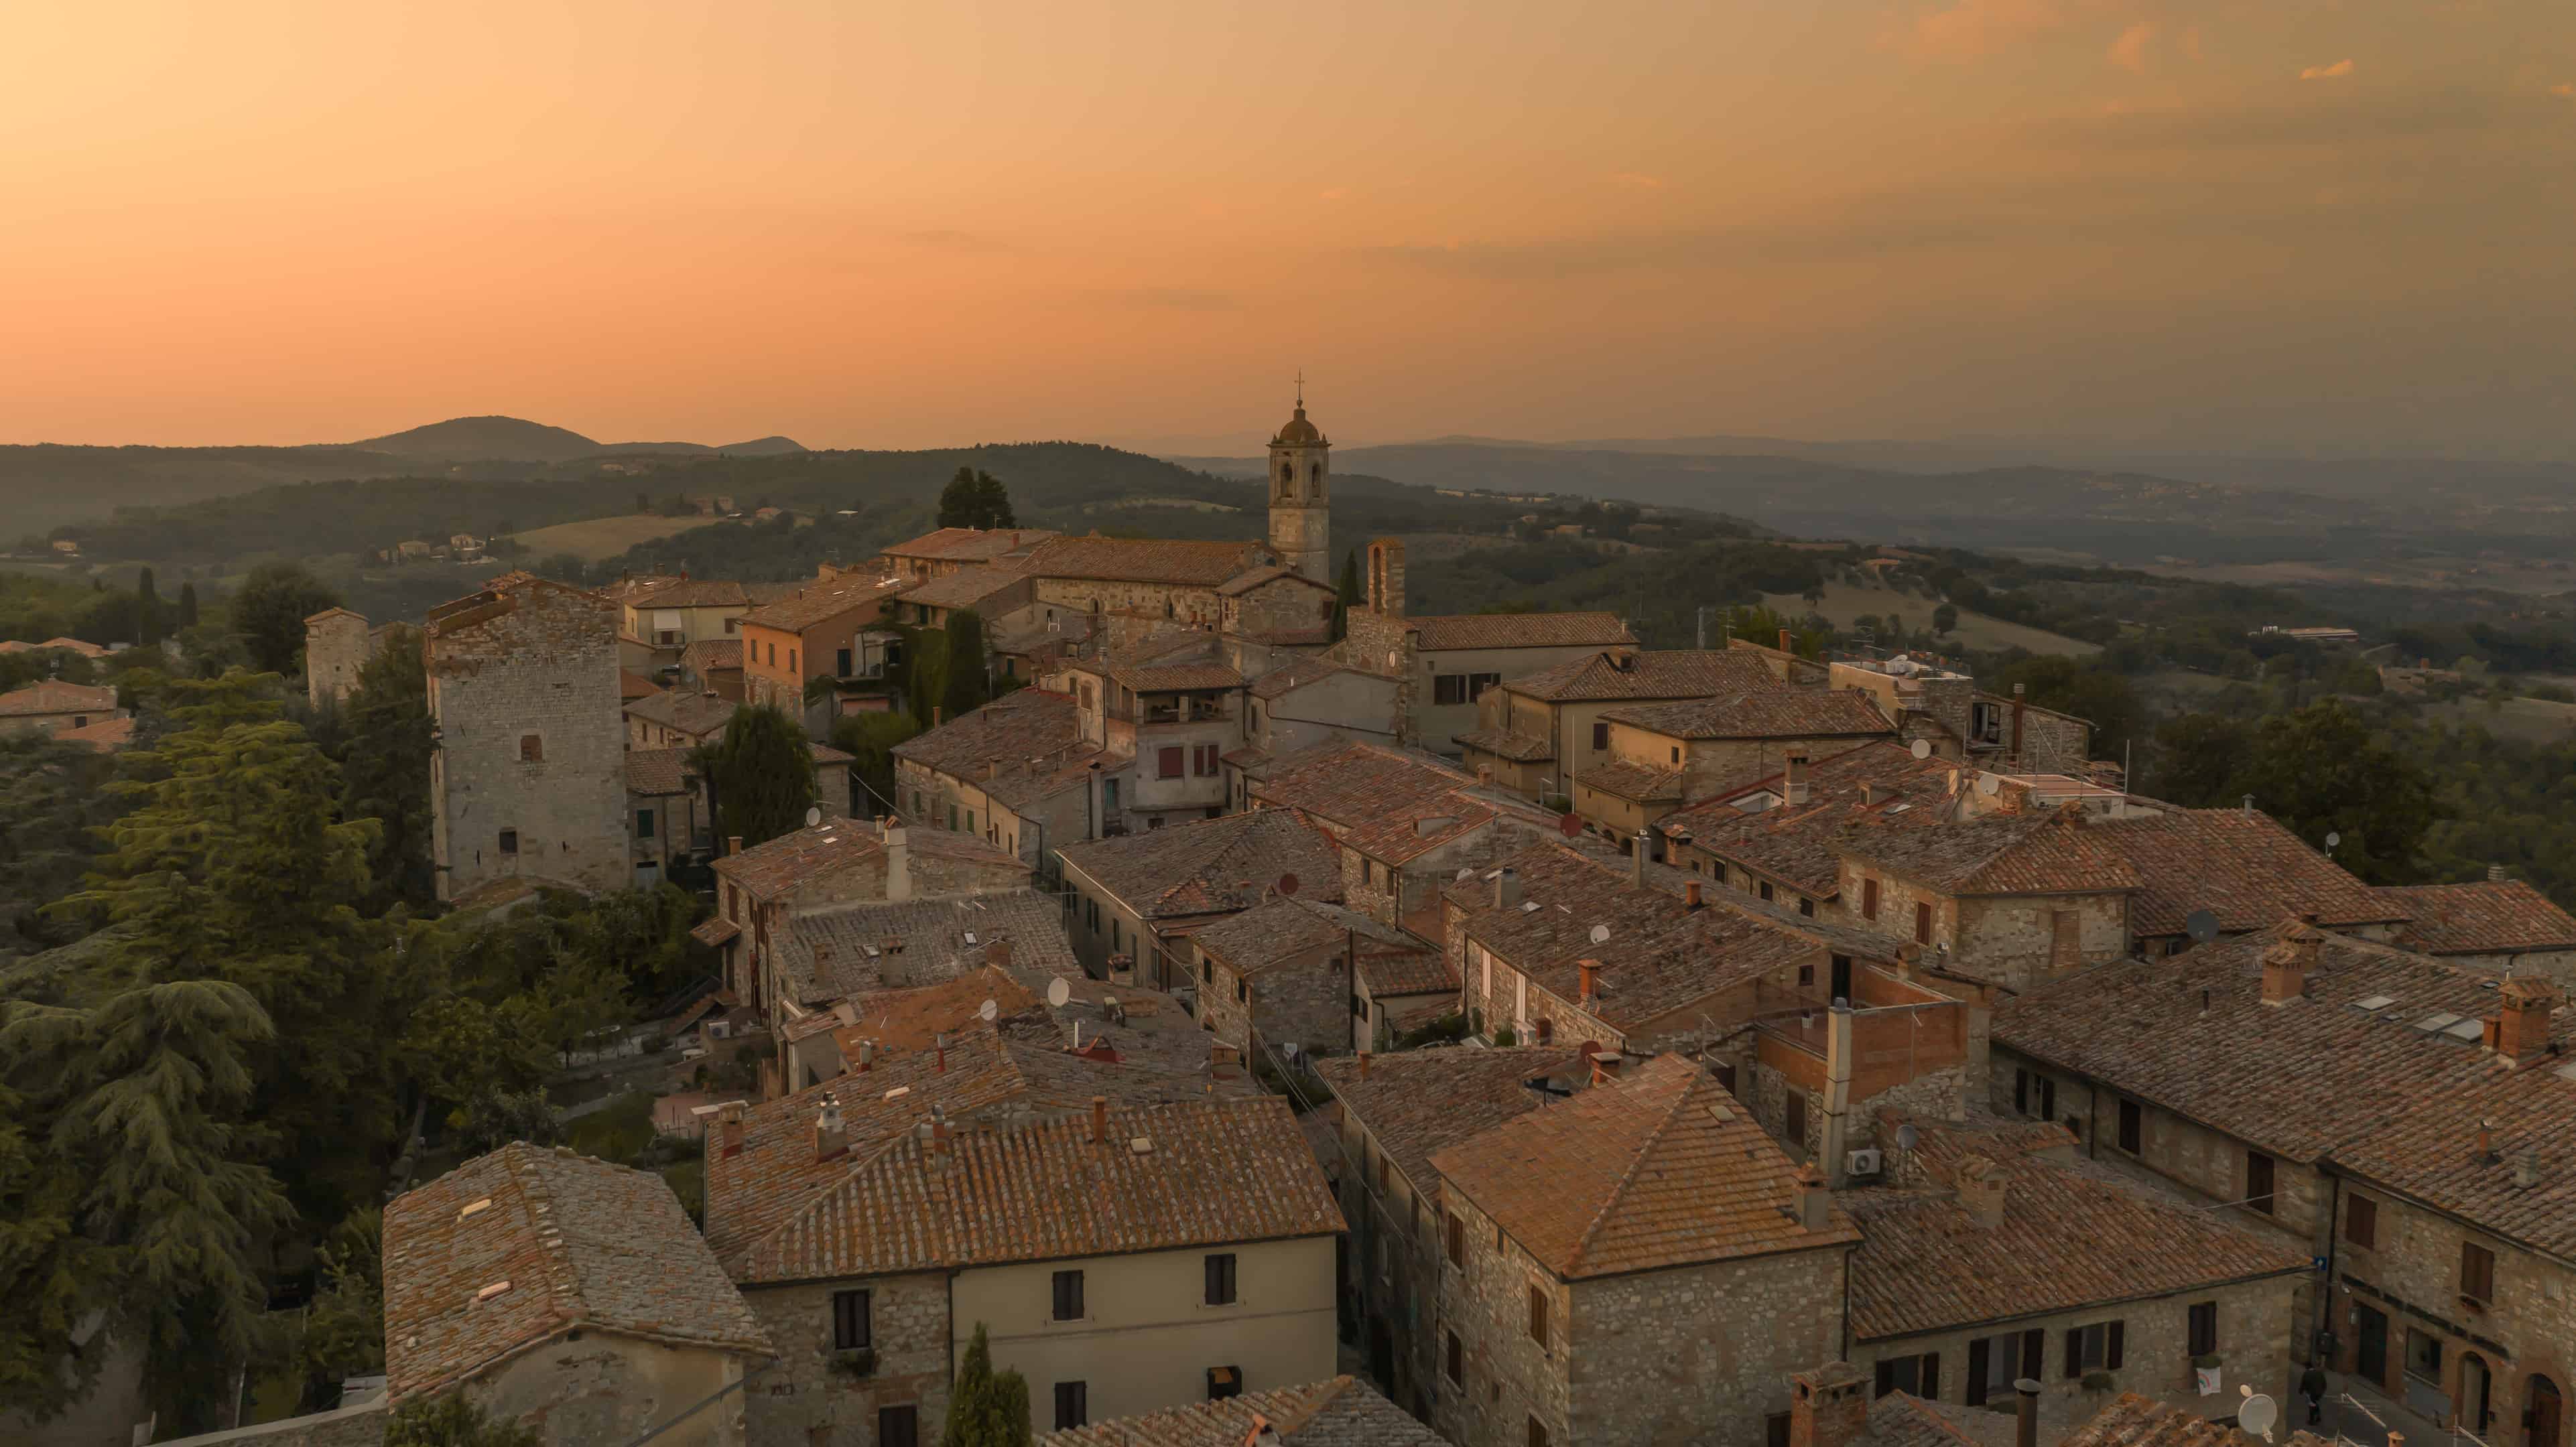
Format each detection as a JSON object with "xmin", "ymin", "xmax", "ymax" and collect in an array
[
  {"xmin": 936, "ymin": 468, "xmax": 1017, "ymax": 530},
  {"xmin": 385, "ymin": 1394, "xmax": 542, "ymax": 1447},
  {"xmin": 942, "ymin": 1322, "xmax": 1033, "ymax": 1447},
  {"xmin": 229, "ymin": 563, "xmax": 341, "ymax": 676},
  {"xmin": 1993, "ymin": 654, "xmax": 2146, "ymax": 762},
  {"xmin": 692, "ymin": 705, "xmax": 817, "ymax": 850},
  {"xmin": 942, "ymin": 610, "xmax": 990, "ymax": 721},
  {"xmin": 334, "ymin": 625, "xmax": 435, "ymax": 910},
  {"xmin": 1333, "ymin": 549, "xmax": 1362, "ymax": 642},
  {"xmin": 828, "ymin": 711, "xmax": 923, "ymax": 820},
  {"xmin": 135, "ymin": 567, "xmax": 165, "ymax": 648}
]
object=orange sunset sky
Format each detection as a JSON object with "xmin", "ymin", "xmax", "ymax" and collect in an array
[{"xmin": 4, "ymin": 1, "xmax": 2573, "ymax": 456}]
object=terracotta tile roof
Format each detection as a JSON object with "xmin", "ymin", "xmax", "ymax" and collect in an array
[
  {"xmin": 1020, "ymin": 534, "xmax": 1271, "ymax": 586},
  {"xmin": 304, "ymin": 606, "xmax": 366, "ymax": 626},
  {"xmin": 1190, "ymin": 896, "xmax": 1422, "ymax": 977},
  {"xmin": 1058, "ymin": 809, "xmax": 1344, "ymax": 920},
  {"xmin": 1838, "ymin": 812, "xmax": 2144, "ymax": 898},
  {"xmin": 1843, "ymin": 1122, "xmax": 2307, "ymax": 1341},
  {"xmin": 773, "ymin": 888, "xmax": 1078, "ymax": 1006},
  {"xmin": 1995, "ymin": 923, "xmax": 2506, "ymax": 1162},
  {"xmin": 891, "ymin": 689, "xmax": 1117, "ymax": 811},
  {"xmin": 1431, "ymin": 1054, "xmax": 1859, "ymax": 1278},
  {"xmin": 2376, "ymin": 880, "xmax": 2576, "ymax": 955},
  {"xmin": 738, "ymin": 1095, "xmax": 1342, "ymax": 1284},
  {"xmin": 738, "ymin": 573, "xmax": 908, "ymax": 634},
  {"xmin": 55, "ymin": 715, "xmax": 136, "ymax": 752},
  {"xmin": 710, "ymin": 817, "xmax": 1026, "ymax": 901},
  {"xmin": 1602, "ymin": 687, "xmax": 1893, "ymax": 741},
  {"xmin": 1040, "ymin": 1375, "xmax": 1442, "ymax": 1446},
  {"xmin": 1504, "ymin": 647, "xmax": 1783, "ymax": 703},
  {"xmin": 0, "ymin": 680, "xmax": 118, "ymax": 718},
  {"xmin": 691, "ymin": 916, "xmax": 740, "ymax": 947},
  {"xmin": 703, "ymin": 1022, "xmax": 1250, "ymax": 1275},
  {"xmin": 623, "ymin": 687, "xmax": 736, "ymax": 741},
  {"xmin": 383, "ymin": 1143, "xmax": 771, "ymax": 1405},
  {"xmin": 1249, "ymin": 654, "xmax": 1356, "ymax": 701},
  {"xmin": 1658, "ymin": 742, "xmax": 1959, "ymax": 897},
  {"xmin": 618, "ymin": 668, "xmax": 661, "ymax": 701},
  {"xmin": 2062, "ymin": 1393, "xmax": 2335, "ymax": 1447},
  {"xmin": 630, "ymin": 578, "xmax": 757, "ymax": 609},
  {"xmin": 681, "ymin": 638, "xmax": 743, "ymax": 675},
  {"xmin": 1576, "ymin": 758, "xmax": 1684, "ymax": 803},
  {"xmin": 1403, "ymin": 612, "xmax": 1635, "ymax": 651},
  {"xmin": 1215, "ymin": 563, "xmax": 1327, "ymax": 598},
  {"xmin": 2325, "ymin": 1000, "xmax": 2576, "ymax": 1257},
  {"xmin": 1358, "ymin": 945, "xmax": 1459, "ymax": 1000},
  {"xmin": 897, "ymin": 564, "xmax": 1031, "ymax": 612},
  {"xmin": 601, "ymin": 575, "xmax": 682, "ymax": 604},
  {"xmin": 625, "ymin": 747, "xmax": 694, "ymax": 797},
  {"xmin": 881, "ymin": 526, "xmax": 1056, "ymax": 562},
  {"xmin": 2087, "ymin": 810, "xmax": 2402, "ymax": 937},
  {"xmin": 1312, "ymin": 1046, "xmax": 1587, "ymax": 1192},
  {"xmin": 1454, "ymin": 726, "xmax": 1554, "ymax": 762},
  {"xmin": 1249, "ymin": 740, "xmax": 1473, "ymax": 829},
  {"xmin": 0, "ymin": 635, "xmax": 110, "ymax": 658},
  {"xmin": 1858, "ymin": 1393, "xmax": 2011, "ymax": 1447},
  {"xmin": 831, "ymin": 965, "xmax": 1042, "ymax": 1056}
]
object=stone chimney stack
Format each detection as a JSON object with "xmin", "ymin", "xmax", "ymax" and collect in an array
[
  {"xmin": 1089, "ymin": 1095, "xmax": 1107, "ymax": 1144},
  {"xmin": 2261, "ymin": 914, "xmax": 2323, "ymax": 1006},
  {"xmin": 718, "ymin": 1101, "xmax": 746, "ymax": 1158},
  {"xmin": 1957, "ymin": 1156, "xmax": 2007, "ymax": 1229},
  {"xmin": 1368, "ymin": 539, "xmax": 1407, "ymax": 618},
  {"xmin": 1793, "ymin": 1163, "xmax": 1832, "ymax": 1232},
  {"xmin": 727, "ymin": 835, "xmax": 745, "ymax": 857},
  {"xmin": 2015, "ymin": 1377, "xmax": 2041, "ymax": 1447},
  {"xmin": 987, "ymin": 937, "xmax": 1013, "ymax": 972},
  {"xmin": 1789, "ymin": 1361, "xmax": 1870, "ymax": 1447},
  {"xmin": 1685, "ymin": 879, "xmax": 1703, "ymax": 911},
  {"xmin": 1493, "ymin": 866, "xmax": 1521, "ymax": 911},
  {"xmin": 1785, "ymin": 753, "xmax": 1811, "ymax": 807},
  {"xmin": 1777, "ymin": 628, "xmax": 1794, "ymax": 654},
  {"xmin": 1577, "ymin": 958, "xmax": 1602, "ymax": 1006},
  {"xmin": 814, "ymin": 1092, "xmax": 848, "ymax": 1162},
  {"xmin": 2489, "ymin": 864, "xmax": 2509, "ymax": 883},
  {"xmin": 2493, "ymin": 975, "xmax": 2561, "ymax": 1067},
  {"xmin": 883, "ymin": 821, "xmax": 912, "ymax": 902},
  {"xmin": 1631, "ymin": 833, "xmax": 1651, "ymax": 886}
]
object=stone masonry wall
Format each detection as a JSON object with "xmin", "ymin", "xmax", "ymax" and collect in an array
[
  {"xmin": 1431, "ymin": 1191, "xmax": 1574, "ymax": 1447},
  {"xmin": 429, "ymin": 581, "xmax": 629, "ymax": 902},
  {"xmin": 472, "ymin": 1332, "xmax": 745, "ymax": 1447},
  {"xmin": 1569, "ymin": 1247, "xmax": 1848, "ymax": 1447},
  {"xmin": 743, "ymin": 1273, "xmax": 952, "ymax": 1447},
  {"xmin": 306, "ymin": 612, "xmax": 373, "ymax": 710}
]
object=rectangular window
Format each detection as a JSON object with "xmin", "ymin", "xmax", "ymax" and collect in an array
[
  {"xmin": 2117, "ymin": 1099, "xmax": 2142, "ymax": 1154},
  {"xmin": 831, "ymin": 1289, "xmax": 871, "ymax": 1350},
  {"xmin": 498, "ymin": 829, "xmax": 519, "ymax": 855},
  {"xmin": 879, "ymin": 1407, "xmax": 918, "ymax": 1447},
  {"xmin": 1914, "ymin": 900, "xmax": 1933, "ymax": 944},
  {"xmin": 1670, "ymin": 746, "xmax": 1681, "ymax": 764},
  {"xmin": 1759, "ymin": 881, "xmax": 1775, "ymax": 902},
  {"xmin": 1433, "ymin": 674, "xmax": 1468, "ymax": 705},
  {"xmin": 1445, "ymin": 1330, "xmax": 1464, "ymax": 1385},
  {"xmin": 635, "ymin": 808, "xmax": 655, "ymax": 839},
  {"xmin": 1053, "ymin": 1382, "xmax": 1088, "ymax": 1432},
  {"xmin": 1785, "ymin": 1091, "xmax": 1807, "ymax": 1148},
  {"xmin": 1769, "ymin": 1416, "xmax": 1792, "ymax": 1447},
  {"xmin": 1528, "ymin": 1284, "xmax": 1548, "ymax": 1348},
  {"xmin": 837, "ymin": 648, "xmax": 852, "ymax": 675},
  {"xmin": 1468, "ymin": 672, "xmax": 1500, "ymax": 699},
  {"xmin": 1051, "ymin": 1269, "xmax": 1084, "ymax": 1322},
  {"xmin": 2245, "ymin": 1151, "xmax": 2276, "ymax": 1215},
  {"xmin": 1195, "ymin": 743, "xmax": 1220, "ymax": 776},
  {"xmin": 2461, "ymin": 1241, "xmax": 2496, "ymax": 1302},
  {"xmin": 1447, "ymin": 1212, "xmax": 1466, "ymax": 1267},
  {"xmin": 1528, "ymin": 1418, "xmax": 1549, "ymax": 1447},
  {"xmin": 1862, "ymin": 878, "xmax": 1880, "ymax": 920},
  {"xmin": 2346, "ymin": 1194, "xmax": 2378, "ymax": 1250},
  {"xmin": 2405, "ymin": 1328, "xmax": 2441, "ymax": 1383},
  {"xmin": 2188, "ymin": 1301, "xmax": 2218, "ymax": 1358},
  {"xmin": 1591, "ymin": 721, "xmax": 1609, "ymax": 750},
  {"xmin": 519, "ymin": 733, "xmax": 542, "ymax": 762},
  {"xmin": 1968, "ymin": 1334, "xmax": 2022, "ymax": 1406},
  {"xmin": 1873, "ymin": 1352, "xmax": 1939, "ymax": 1400},
  {"xmin": 789, "ymin": 648, "xmax": 797, "ymax": 674},
  {"xmin": 2063, "ymin": 1322, "xmax": 2124, "ymax": 1377},
  {"xmin": 1158, "ymin": 746, "xmax": 1185, "ymax": 779},
  {"xmin": 1204, "ymin": 1252, "xmax": 1237, "ymax": 1306}
]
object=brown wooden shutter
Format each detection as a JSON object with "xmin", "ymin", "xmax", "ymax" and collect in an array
[
  {"xmin": 2106, "ymin": 1322, "xmax": 2124, "ymax": 1371},
  {"xmin": 1967, "ymin": 1338, "xmax": 1991, "ymax": 1406},
  {"xmin": 2065, "ymin": 1328, "xmax": 2083, "ymax": 1379},
  {"xmin": 1922, "ymin": 1353, "xmax": 1941, "ymax": 1401},
  {"xmin": 2022, "ymin": 1328, "xmax": 2045, "ymax": 1379}
]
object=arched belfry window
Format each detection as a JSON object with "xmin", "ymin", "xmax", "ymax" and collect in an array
[{"xmin": 1310, "ymin": 464, "xmax": 1324, "ymax": 484}]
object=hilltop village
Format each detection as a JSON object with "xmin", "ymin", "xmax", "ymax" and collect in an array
[{"xmin": 32, "ymin": 399, "xmax": 2576, "ymax": 1447}]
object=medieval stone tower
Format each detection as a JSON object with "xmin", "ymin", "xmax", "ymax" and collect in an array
[{"xmin": 1267, "ymin": 384, "xmax": 1331, "ymax": 583}]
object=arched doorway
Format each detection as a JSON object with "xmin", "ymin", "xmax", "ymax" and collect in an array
[
  {"xmin": 2457, "ymin": 1354, "xmax": 2491, "ymax": 1436},
  {"xmin": 2531, "ymin": 1375, "xmax": 2564, "ymax": 1447}
]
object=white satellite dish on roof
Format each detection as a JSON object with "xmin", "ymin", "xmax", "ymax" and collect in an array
[
  {"xmin": 2237, "ymin": 1390, "xmax": 2278, "ymax": 1444},
  {"xmin": 978, "ymin": 998, "xmax": 999, "ymax": 1022},
  {"xmin": 1589, "ymin": 924, "xmax": 1611, "ymax": 945},
  {"xmin": 1976, "ymin": 774, "xmax": 2000, "ymax": 796},
  {"xmin": 1910, "ymin": 739, "xmax": 1932, "ymax": 760},
  {"xmin": 1046, "ymin": 977, "xmax": 1072, "ymax": 1009},
  {"xmin": 806, "ymin": 806, "xmax": 823, "ymax": 827}
]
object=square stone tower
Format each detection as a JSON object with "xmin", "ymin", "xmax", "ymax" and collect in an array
[
  {"xmin": 304, "ymin": 606, "xmax": 373, "ymax": 709},
  {"xmin": 1266, "ymin": 385, "xmax": 1331, "ymax": 583}
]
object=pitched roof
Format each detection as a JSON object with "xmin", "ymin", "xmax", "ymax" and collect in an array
[
  {"xmin": 1057, "ymin": 809, "xmax": 1343, "ymax": 919},
  {"xmin": 1358, "ymin": 944, "xmax": 1459, "ymax": 999},
  {"xmin": 680, "ymin": 638, "xmax": 743, "ymax": 675},
  {"xmin": 1431, "ymin": 1054, "xmax": 1858, "ymax": 1278},
  {"xmin": 0, "ymin": 635, "xmax": 111, "ymax": 658},
  {"xmin": 1504, "ymin": 648, "xmax": 1783, "ymax": 703},
  {"xmin": 54, "ymin": 715, "xmax": 136, "ymax": 752},
  {"xmin": 0, "ymin": 680, "xmax": 118, "ymax": 717},
  {"xmin": 619, "ymin": 668, "xmax": 661, "ymax": 701},
  {"xmin": 773, "ymin": 888, "xmax": 1078, "ymax": 1006},
  {"xmin": 1190, "ymin": 896, "xmax": 1421, "ymax": 977},
  {"xmin": 1403, "ymin": 612, "xmax": 1635, "ymax": 651},
  {"xmin": 1575, "ymin": 758, "xmax": 1684, "ymax": 803},
  {"xmin": 1657, "ymin": 742, "xmax": 1957, "ymax": 897},
  {"xmin": 881, "ymin": 527, "xmax": 1056, "ymax": 562},
  {"xmin": 702, "ymin": 1022, "xmax": 1254, "ymax": 1274},
  {"xmin": 891, "ymin": 689, "xmax": 1114, "ymax": 810},
  {"xmin": 1311, "ymin": 1046, "xmax": 1588, "ymax": 1193},
  {"xmin": 1215, "ymin": 563, "xmax": 1330, "ymax": 598},
  {"xmin": 2376, "ymin": 880, "xmax": 2576, "ymax": 956},
  {"xmin": 1020, "ymin": 535, "xmax": 1271, "ymax": 587},
  {"xmin": 1453, "ymin": 726, "xmax": 1554, "ymax": 762},
  {"xmin": 1843, "ymin": 1121, "xmax": 2307, "ymax": 1341},
  {"xmin": 2062, "ymin": 1394, "xmax": 2335, "ymax": 1447},
  {"xmin": 2087, "ymin": 810, "xmax": 2401, "ymax": 937},
  {"xmin": 739, "ymin": 1096, "xmax": 1343, "ymax": 1284},
  {"xmin": 1250, "ymin": 654, "xmax": 1362, "ymax": 701},
  {"xmin": 1601, "ymin": 688, "xmax": 1892, "ymax": 741},
  {"xmin": 623, "ymin": 687, "xmax": 736, "ymax": 740},
  {"xmin": 1040, "ymin": 1376, "xmax": 1443, "ymax": 1447},
  {"xmin": 737, "ymin": 573, "xmax": 908, "ymax": 633},
  {"xmin": 1838, "ymin": 812, "xmax": 2144, "ymax": 898},
  {"xmin": 832, "ymin": 965, "xmax": 1042, "ymax": 1056},
  {"xmin": 710, "ymin": 817, "xmax": 1025, "ymax": 900},
  {"xmin": 1248, "ymin": 740, "xmax": 1473, "ymax": 829},
  {"xmin": 898, "ymin": 564, "xmax": 1031, "ymax": 612},
  {"xmin": 1994, "ymin": 923, "xmax": 2508, "ymax": 1162},
  {"xmin": 629, "ymin": 578, "xmax": 757, "ymax": 609},
  {"xmin": 383, "ymin": 1143, "xmax": 770, "ymax": 1405},
  {"xmin": 1857, "ymin": 1394, "xmax": 2012, "ymax": 1447},
  {"xmin": 625, "ymin": 747, "xmax": 694, "ymax": 797}
]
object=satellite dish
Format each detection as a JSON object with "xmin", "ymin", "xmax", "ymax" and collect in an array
[
  {"xmin": 1976, "ymin": 774, "xmax": 2000, "ymax": 797},
  {"xmin": 2325, "ymin": 831, "xmax": 2342, "ymax": 849},
  {"xmin": 1588, "ymin": 924, "xmax": 1611, "ymax": 945},
  {"xmin": 1558, "ymin": 813, "xmax": 1584, "ymax": 838},
  {"xmin": 2185, "ymin": 908, "xmax": 2221, "ymax": 944},
  {"xmin": 1046, "ymin": 977, "xmax": 1072, "ymax": 1009},
  {"xmin": 806, "ymin": 806, "xmax": 823, "ymax": 827},
  {"xmin": 1277, "ymin": 872, "xmax": 1300, "ymax": 897},
  {"xmin": 1910, "ymin": 739, "xmax": 1932, "ymax": 760},
  {"xmin": 1456, "ymin": 868, "xmax": 1474, "ymax": 882},
  {"xmin": 1895, "ymin": 1123, "xmax": 1920, "ymax": 1150},
  {"xmin": 2238, "ymin": 1392, "xmax": 2278, "ymax": 1443},
  {"xmin": 978, "ymin": 998, "xmax": 999, "ymax": 1022}
]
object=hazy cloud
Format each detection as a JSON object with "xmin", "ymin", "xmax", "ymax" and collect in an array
[
  {"xmin": 2108, "ymin": 21, "xmax": 2155, "ymax": 72},
  {"xmin": 1885, "ymin": 0, "xmax": 2069, "ymax": 62},
  {"xmin": 2300, "ymin": 58, "xmax": 2356, "ymax": 79},
  {"xmin": 2030, "ymin": 88, "xmax": 2505, "ymax": 149}
]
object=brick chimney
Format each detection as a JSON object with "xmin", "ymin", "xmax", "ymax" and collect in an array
[
  {"xmin": 814, "ymin": 1092, "xmax": 848, "ymax": 1162},
  {"xmin": 718, "ymin": 1101, "xmax": 746, "ymax": 1158},
  {"xmin": 1785, "ymin": 753, "xmax": 1811, "ymax": 807},
  {"xmin": 1367, "ymin": 539, "xmax": 1407, "ymax": 617},
  {"xmin": 1793, "ymin": 1162, "xmax": 1832, "ymax": 1231},
  {"xmin": 1957, "ymin": 1155, "xmax": 2006, "ymax": 1228},
  {"xmin": 1788, "ymin": 1361, "xmax": 1870, "ymax": 1447},
  {"xmin": 726, "ymin": 834, "xmax": 744, "ymax": 857},
  {"xmin": 1356, "ymin": 1050, "xmax": 1370, "ymax": 1081},
  {"xmin": 883, "ymin": 822, "xmax": 912, "ymax": 902},
  {"xmin": 1589, "ymin": 1050, "xmax": 1622, "ymax": 1084},
  {"xmin": 1493, "ymin": 866, "xmax": 1521, "ymax": 911},
  {"xmin": 1577, "ymin": 958, "xmax": 1602, "ymax": 1005},
  {"xmin": 2261, "ymin": 914, "xmax": 2323, "ymax": 1006},
  {"xmin": 987, "ymin": 937, "xmax": 1013, "ymax": 972},
  {"xmin": 1685, "ymin": 879, "xmax": 1703, "ymax": 911},
  {"xmin": 2492, "ymin": 975, "xmax": 2560, "ymax": 1068},
  {"xmin": 1777, "ymin": 627, "xmax": 1794, "ymax": 654},
  {"xmin": 1089, "ymin": 1095, "xmax": 1107, "ymax": 1144},
  {"xmin": 1212, "ymin": 1042, "xmax": 1242, "ymax": 1081}
]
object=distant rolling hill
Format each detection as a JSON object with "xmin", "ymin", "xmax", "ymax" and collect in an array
[{"xmin": 348, "ymin": 415, "xmax": 807, "ymax": 463}]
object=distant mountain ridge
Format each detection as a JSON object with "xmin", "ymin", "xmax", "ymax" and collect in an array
[{"xmin": 345, "ymin": 415, "xmax": 805, "ymax": 464}]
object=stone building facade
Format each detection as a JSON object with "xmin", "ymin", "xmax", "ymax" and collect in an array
[
  {"xmin": 1265, "ymin": 391, "xmax": 1331, "ymax": 583},
  {"xmin": 738, "ymin": 1272, "xmax": 951, "ymax": 1447},
  {"xmin": 424, "ymin": 574, "xmax": 629, "ymax": 902},
  {"xmin": 304, "ymin": 606, "xmax": 375, "ymax": 709}
]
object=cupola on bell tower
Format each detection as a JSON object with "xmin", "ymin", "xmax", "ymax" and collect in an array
[{"xmin": 1267, "ymin": 376, "xmax": 1331, "ymax": 583}]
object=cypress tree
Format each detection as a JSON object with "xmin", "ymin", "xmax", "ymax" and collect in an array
[
  {"xmin": 941, "ymin": 610, "xmax": 990, "ymax": 721},
  {"xmin": 692, "ymin": 705, "xmax": 818, "ymax": 849},
  {"xmin": 178, "ymin": 581, "xmax": 200, "ymax": 628},
  {"xmin": 1332, "ymin": 549, "xmax": 1363, "ymax": 641},
  {"xmin": 135, "ymin": 566, "xmax": 164, "ymax": 648},
  {"xmin": 941, "ymin": 1324, "xmax": 1033, "ymax": 1447}
]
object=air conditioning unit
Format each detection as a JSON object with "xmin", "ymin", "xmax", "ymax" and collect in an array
[{"xmin": 1845, "ymin": 1148, "xmax": 1885, "ymax": 1178}]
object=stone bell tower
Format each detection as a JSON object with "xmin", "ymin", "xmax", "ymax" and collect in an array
[{"xmin": 1266, "ymin": 379, "xmax": 1330, "ymax": 583}]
